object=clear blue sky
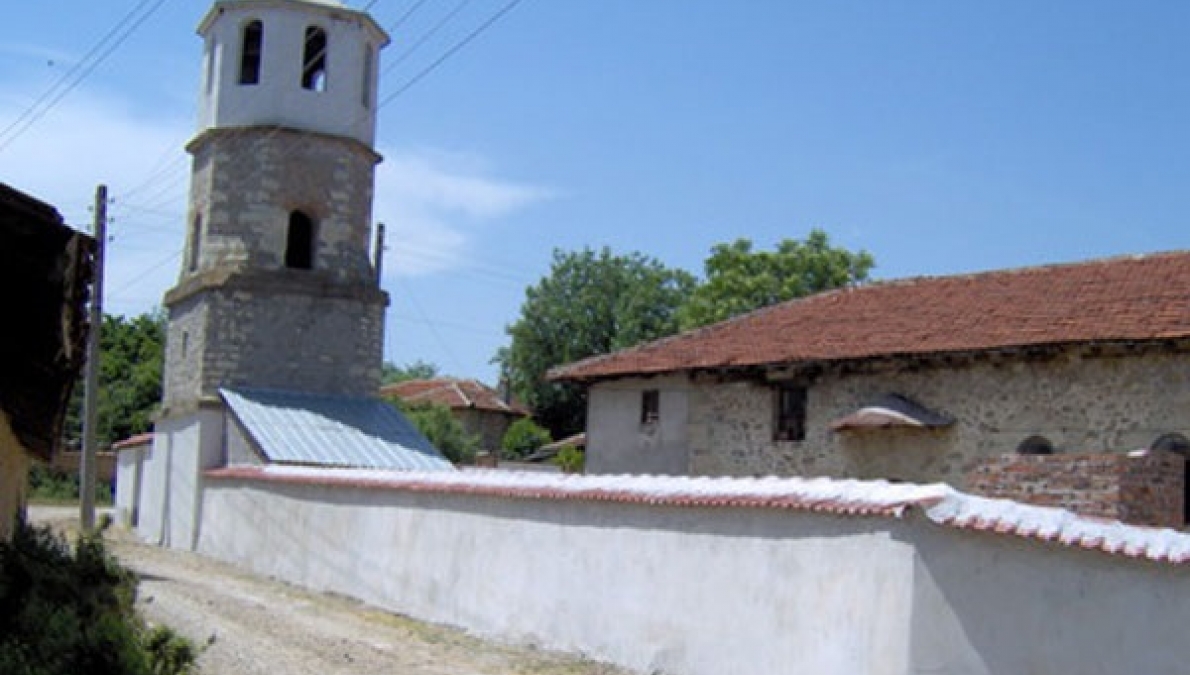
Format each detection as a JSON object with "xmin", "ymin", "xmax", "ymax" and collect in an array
[{"xmin": 2, "ymin": 1, "xmax": 1188, "ymax": 383}]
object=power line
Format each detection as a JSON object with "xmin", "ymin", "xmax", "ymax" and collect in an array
[
  {"xmin": 379, "ymin": 0, "xmax": 524, "ymax": 108},
  {"xmin": 0, "ymin": 0, "xmax": 171, "ymax": 154}
]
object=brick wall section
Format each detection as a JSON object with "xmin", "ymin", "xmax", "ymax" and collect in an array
[{"xmin": 966, "ymin": 451, "xmax": 1185, "ymax": 529}]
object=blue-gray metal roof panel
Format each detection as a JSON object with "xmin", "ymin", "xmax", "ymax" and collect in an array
[{"xmin": 221, "ymin": 388, "xmax": 454, "ymax": 472}]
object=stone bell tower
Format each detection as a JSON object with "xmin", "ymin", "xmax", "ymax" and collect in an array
[
  {"xmin": 133, "ymin": 0, "xmax": 450, "ymax": 550},
  {"xmin": 160, "ymin": 0, "xmax": 391, "ymax": 415}
]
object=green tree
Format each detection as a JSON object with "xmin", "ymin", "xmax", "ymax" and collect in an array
[
  {"xmin": 497, "ymin": 247, "xmax": 696, "ymax": 438},
  {"xmin": 380, "ymin": 359, "xmax": 439, "ymax": 385},
  {"xmin": 64, "ymin": 311, "xmax": 165, "ymax": 448},
  {"xmin": 676, "ymin": 229, "xmax": 874, "ymax": 330},
  {"xmin": 500, "ymin": 417, "xmax": 552, "ymax": 460},
  {"xmin": 386, "ymin": 399, "xmax": 478, "ymax": 465}
]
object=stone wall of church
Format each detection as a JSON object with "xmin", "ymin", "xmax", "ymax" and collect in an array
[
  {"xmin": 185, "ymin": 127, "xmax": 379, "ymax": 284},
  {"xmin": 198, "ymin": 280, "xmax": 384, "ymax": 398},
  {"xmin": 678, "ymin": 348, "xmax": 1190, "ymax": 485}
]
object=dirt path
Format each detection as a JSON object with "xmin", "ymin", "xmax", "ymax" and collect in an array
[{"xmin": 28, "ymin": 507, "xmax": 627, "ymax": 675}]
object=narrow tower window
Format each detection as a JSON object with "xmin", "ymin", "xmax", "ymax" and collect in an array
[
  {"xmin": 204, "ymin": 38, "xmax": 216, "ymax": 93},
  {"xmin": 187, "ymin": 214, "xmax": 203, "ymax": 272},
  {"xmin": 286, "ymin": 211, "xmax": 315, "ymax": 270},
  {"xmin": 361, "ymin": 44, "xmax": 374, "ymax": 108},
  {"xmin": 239, "ymin": 20, "xmax": 263, "ymax": 85},
  {"xmin": 302, "ymin": 26, "xmax": 328, "ymax": 91}
]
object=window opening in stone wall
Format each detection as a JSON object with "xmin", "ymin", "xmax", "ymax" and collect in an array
[
  {"xmin": 285, "ymin": 211, "xmax": 315, "ymax": 269},
  {"xmin": 1016, "ymin": 435, "xmax": 1054, "ymax": 455},
  {"xmin": 239, "ymin": 20, "xmax": 263, "ymax": 85},
  {"xmin": 1150, "ymin": 433, "xmax": 1190, "ymax": 526},
  {"xmin": 302, "ymin": 26, "xmax": 328, "ymax": 91},
  {"xmin": 187, "ymin": 214, "xmax": 202, "ymax": 272},
  {"xmin": 361, "ymin": 43, "xmax": 373, "ymax": 108},
  {"xmin": 641, "ymin": 389, "xmax": 659, "ymax": 425},
  {"xmin": 774, "ymin": 384, "xmax": 807, "ymax": 441}
]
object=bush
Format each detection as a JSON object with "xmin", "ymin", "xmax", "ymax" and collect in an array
[
  {"xmin": 500, "ymin": 418, "xmax": 552, "ymax": 460},
  {"xmin": 389, "ymin": 399, "xmax": 480, "ymax": 465},
  {"xmin": 27, "ymin": 464, "xmax": 113, "ymax": 505},
  {"xmin": 555, "ymin": 445, "xmax": 585, "ymax": 474},
  {"xmin": 0, "ymin": 521, "xmax": 196, "ymax": 675}
]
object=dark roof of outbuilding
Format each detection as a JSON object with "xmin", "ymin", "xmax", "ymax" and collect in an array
[{"xmin": 551, "ymin": 251, "xmax": 1190, "ymax": 382}]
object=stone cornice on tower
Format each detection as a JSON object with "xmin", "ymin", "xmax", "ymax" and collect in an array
[{"xmin": 185, "ymin": 125, "xmax": 383, "ymax": 166}]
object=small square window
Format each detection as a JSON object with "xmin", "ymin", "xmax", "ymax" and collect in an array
[
  {"xmin": 774, "ymin": 385, "xmax": 806, "ymax": 441},
  {"xmin": 641, "ymin": 389, "xmax": 660, "ymax": 425}
]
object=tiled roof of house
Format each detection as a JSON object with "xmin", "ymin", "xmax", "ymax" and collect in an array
[
  {"xmin": 379, "ymin": 378, "xmax": 528, "ymax": 416},
  {"xmin": 551, "ymin": 251, "xmax": 1190, "ymax": 382},
  {"xmin": 205, "ymin": 466, "xmax": 1190, "ymax": 564}
]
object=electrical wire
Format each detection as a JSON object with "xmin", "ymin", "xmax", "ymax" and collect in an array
[{"xmin": 0, "ymin": 0, "xmax": 171, "ymax": 153}]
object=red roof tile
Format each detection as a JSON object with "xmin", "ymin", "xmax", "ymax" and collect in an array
[
  {"xmin": 551, "ymin": 251, "xmax": 1190, "ymax": 381},
  {"xmin": 379, "ymin": 378, "xmax": 528, "ymax": 415}
]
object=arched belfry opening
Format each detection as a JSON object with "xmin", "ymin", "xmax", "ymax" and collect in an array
[
  {"xmin": 302, "ymin": 26, "xmax": 328, "ymax": 91},
  {"xmin": 285, "ymin": 210, "xmax": 315, "ymax": 269},
  {"xmin": 239, "ymin": 20, "xmax": 263, "ymax": 85}
]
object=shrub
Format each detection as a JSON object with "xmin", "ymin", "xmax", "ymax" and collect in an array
[
  {"xmin": 389, "ymin": 399, "xmax": 479, "ymax": 465},
  {"xmin": 501, "ymin": 418, "xmax": 552, "ymax": 460},
  {"xmin": 555, "ymin": 445, "xmax": 585, "ymax": 474},
  {"xmin": 27, "ymin": 464, "xmax": 113, "ymax": 505},
  {"xmin": 0, "ymin": 520, "xmax": 195, "ymax": 675}
]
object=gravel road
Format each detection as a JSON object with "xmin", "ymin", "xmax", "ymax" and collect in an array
[{"xmin": 29, "ymin": 506, "xmax": 627, "ymax": 675}]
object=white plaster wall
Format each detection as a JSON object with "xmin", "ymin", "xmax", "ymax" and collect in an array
[
  {"xmin": 905, "ymin": 525, "xmax": 1190, "ymax": 675},
  {"xmin": 192, "ymin": 475, "xmax": 1190, "ymax": 675},
  {"xmin": 136, "ymin": 409, "xmax": 225, "ymax": 548},
  {"xmin": 587, "ymin": 375, "xmax": 691, "ymax": 475},
  {"xmin": 198, "ymin": 3, "xmax": 388, "ymax": 145},
  {"xmin": 114, "ymin": 446, "xmax": 144, "ymax": 527},
  {"xmin": 198, "ymin": 479, "xmax": 915, "ymax": 675}
]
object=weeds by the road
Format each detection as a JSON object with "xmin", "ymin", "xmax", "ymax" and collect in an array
[{"xmin": 0, "ymin": 518, "xmax": 195, "ymax": 675}]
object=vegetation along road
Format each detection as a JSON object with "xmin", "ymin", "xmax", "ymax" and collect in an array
[{"xmin": 30, "ymin": 507, "xmax": 625, "ymax": 675}]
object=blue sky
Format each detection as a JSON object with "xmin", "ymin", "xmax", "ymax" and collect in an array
[{"xmin": 2, "ymin": 1, "xmax": 1188, "ymax": 384}]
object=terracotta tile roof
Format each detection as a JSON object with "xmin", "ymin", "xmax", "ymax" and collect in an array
[
  {"xmin": 205, "ymin": 466, "xmax": 1190, "ymax": 564},
  {"xmin": 112, "ymin": 432, "xmax": 154, "ymax": 451},
  {"xmin": 551, "ymin": 251, "xmax": 1190, "ymax": 382},
  {"xmin": 379, "ymin": 378, "xmax": 528, "ymax": 416}
]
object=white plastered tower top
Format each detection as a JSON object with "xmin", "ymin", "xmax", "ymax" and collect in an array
[{"xmin": 196, "ymin": 0, "xmax": 390, "ymax": 146}]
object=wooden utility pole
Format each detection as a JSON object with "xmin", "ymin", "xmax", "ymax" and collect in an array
[{"xmin": 80, "ymin": 184, "xmax": 106, "ymax": 531}]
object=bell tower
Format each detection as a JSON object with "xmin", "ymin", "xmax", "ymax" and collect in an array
[{"xmin": 161, "ymin": 0, "xmax": 391, "ymax": 414}]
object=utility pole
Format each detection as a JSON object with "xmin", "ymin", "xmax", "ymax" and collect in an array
[{"xmin": 80, "ymin": 184, "xmax": 107, "ymax": 531}]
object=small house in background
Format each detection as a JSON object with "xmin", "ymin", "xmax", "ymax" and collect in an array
[
  {"xmin": 552, "ymin": 252, "xmax": 1190, "ymax": 527},
  {"xmin": 381, "ymin": 378, "xmax": 529, "ymax": 455},
  {"xmin": 0, "ymin": 183, "xmax": 93, "ymax": 540}
]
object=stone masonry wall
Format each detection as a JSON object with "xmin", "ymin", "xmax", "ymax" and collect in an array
[
  {"xmin": 185, "ymin": 127, "xmax": 379, "ymax": 284},
  {"xmin": 966, "ymin": 451, "xmax": 1185, "ymax": 528},
  {"xmin": 687, "ymin": 349, "xmax": 1190, "ymax": 486}
]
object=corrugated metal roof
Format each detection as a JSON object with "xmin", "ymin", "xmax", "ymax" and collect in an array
[{"xmin": 221, "ymin": 388, "xmax": 454, "ymax": 472}]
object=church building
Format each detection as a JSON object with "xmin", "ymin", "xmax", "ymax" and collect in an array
[{"xmin": 121, "ymin": 0, "xmax": 452, "ymax": 548}]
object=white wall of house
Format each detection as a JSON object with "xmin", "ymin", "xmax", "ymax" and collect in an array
[
  {"xmin": 586, "ymin": 375, "xmax": 691, "ymax": 475},
  {"xmin": 192, "ymin": 472, "xmax": 1190, "ymax": 675}
]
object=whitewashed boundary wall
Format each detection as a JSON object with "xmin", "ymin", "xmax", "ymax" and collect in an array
[{"xmin": 193, "ymin": 469, "xmax": 1190, "ymax": 675}]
